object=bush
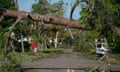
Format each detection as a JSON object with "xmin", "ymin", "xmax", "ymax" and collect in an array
[
  {"xmin": 110, "ymin": 36, "xmax": 120, "ymax": 53},
  {"xmin": 0, "ymin": 31, "xmax": 4, "ymax": 53}
]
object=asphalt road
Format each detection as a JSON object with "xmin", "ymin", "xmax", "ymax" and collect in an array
[
  {"xmin": 21, "ymin": 49, "xmax": 120, "ymax": 72},
  {"xmin": 21, "ymin": 49, "xmax": 96, "ymax": 72}
]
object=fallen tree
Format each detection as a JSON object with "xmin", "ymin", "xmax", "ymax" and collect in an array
[
  {"xmin": 1, "ymin": 8, "xmax": 120, "ymax": 36},
  {"xmin": 0, "ymin": 8, "xmax": 84, "ymax": 29}
]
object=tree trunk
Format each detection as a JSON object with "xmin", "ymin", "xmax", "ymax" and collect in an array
[
  {"xmin": 0, "ymin": 16, "xmax": 4, "ymax": 22},
  {"xmin": 21, "ymin": 34, "xmax": 24, "ymax": 53},
  {"xmin": 15, "ymin": 0, "xmax": 19, "ymax": 10},
  {"xmin": 54, "ymin": 31, "xmax": 59, "ymax": 48},
  {"xmin": 0, "ymin": 8, "xmax": 84, "ymax": 29}
]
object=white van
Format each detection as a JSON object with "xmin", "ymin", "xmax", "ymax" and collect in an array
[{"xmin": 96, "ymin": 42, "xmax": 108, "ymax": 55}]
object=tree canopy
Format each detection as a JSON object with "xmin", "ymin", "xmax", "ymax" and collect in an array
[{"xmin": 80, "ymin": 0, "xmax": 120, "ymax": 52}]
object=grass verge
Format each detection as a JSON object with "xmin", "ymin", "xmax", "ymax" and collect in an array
[
  {"xmin": 15, "ymin": 48, "xmax": 63, "ymax": 61},
  {"xmin": 74, "ymin": 52, "xmax": 120, "ymax": 64}
]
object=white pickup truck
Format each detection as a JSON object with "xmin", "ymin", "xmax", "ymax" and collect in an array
[{"xmin": 96, "ymin": 42, "xmax": 108, "ymax": 55}]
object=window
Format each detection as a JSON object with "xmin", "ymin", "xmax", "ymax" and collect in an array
[{"xmin": 97, "ymin": 43, "xmax": 101, "ymax": 48}]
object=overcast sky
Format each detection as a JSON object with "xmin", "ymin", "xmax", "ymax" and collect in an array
[{"xmin": 18, "ymin": 0, "xmax": 81, "ymax": 20}]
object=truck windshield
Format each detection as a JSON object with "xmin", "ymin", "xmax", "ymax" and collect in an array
[{"xmin": 97, "ymin": 44, "xmax": 101, "ymax": 48}]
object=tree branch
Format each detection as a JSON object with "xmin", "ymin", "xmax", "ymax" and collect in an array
[
  {"xmin": 7, "ymin": 17, "xmax": 22, "ymax": 36},
  {"xmin": 70, "ymin": 0, "xmax": 80, "ymax": 20},
  {"xmin": 0, "ymin": 16, "xmax": 4, "ymax": 22}
]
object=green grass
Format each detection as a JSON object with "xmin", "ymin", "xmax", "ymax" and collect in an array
[
  {"xmin": 11, "ymin": 48, "xmax": 64, "ymax": 61},
  {"xmin": 111, "ymin": 60, "xmax": 120, "ymax": 64},
  {"xmin": 11, "ymin": 52, "xmax": 43, "ymax": 61},
  {"xmin": 0, "ymin": 48, "xmax": 63, "ymax": 62},
  {"xmin": 109, "ymin": 54, "xmax": 120, "ymax": 64},
  {"xmin": 74, "ymin": 52, "xmax": 99, "ymax": 60},
  {"xmin": 18, "ymin": 53, "xmax": 38, "ymax": 61},
  {"xmin": 0, "ymin": 55, "xmax": 4, "ymax": 61},
  {"xmin": 74, "ymin": 51, "xmax": 120, "ymax": 64},
  {"xmin": 0, "ymin": 48, "xmax": 3, "ymax": 61},
  {"xmin": 0, "ymin": 64, "xmax": 2, "ymax": 71}
]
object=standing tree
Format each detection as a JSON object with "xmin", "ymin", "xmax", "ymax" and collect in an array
[
  {"xmin": 32, "ymin": 0, "xmax": 64, "ymax": 48},
  {"xmin": 80, "ymin": 0, "xmax": 120, "ymax": 52},
  {"xmin": 0, "ymin": 0, "xmax": 20, "ymax": 72}
]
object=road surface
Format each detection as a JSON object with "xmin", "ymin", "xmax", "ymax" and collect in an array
[{"xmin": 21, "ymin": 49, "xmax": 120, "ymax": 72}]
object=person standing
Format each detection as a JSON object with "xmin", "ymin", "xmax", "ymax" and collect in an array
[
  {"xmin": 94, "ymin": 39, "xmax": 99, "ymax": 47},
  {"xmin": 30, "ymin": 41, "xmax": 37, "ymax": 53}
]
